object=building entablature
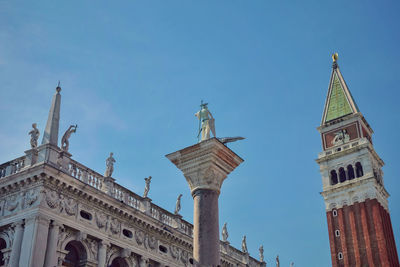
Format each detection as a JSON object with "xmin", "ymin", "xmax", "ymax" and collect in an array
[{"xmin": 0, "ymin": 156, "xmax": 263, "ymax": 266}]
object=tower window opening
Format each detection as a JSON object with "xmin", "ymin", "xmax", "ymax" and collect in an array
[
  {"xmin": 332, "ymin": 209, "xmax": 338, "ymax": 217},
  {"xmin": 339, "ymin": 167, "xmax": 346, "ymax": 183},
  {"xmin": 335, "ymin": 230, "xmax": 340, "ymax": 237},
  {"xmin": 356, "ymin": 162, "xmax": 363, "ymax": 178},
  {"xmin": 330, "ymin": 170, "xmax": 338, "ymax": 185},
  {"xmin": 338, "ymin": 252, "xmax": 343, "ymax": 260},
  {"xmin": 347, "ymin": 165, "xmax": 355, "ymax": 180}
]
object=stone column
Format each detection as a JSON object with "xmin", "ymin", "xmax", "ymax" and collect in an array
[
  {"xmin": 44, "ymin": 221, "xmax": 61, "ymax": 267},
  {"xmin": 19, "ymin": 215, "xmax": 50, "ymax": 267},
  {"xmin": 98, "ymin": 241, "xmax": 108, "ymax": 267},
  {"xmin": 9, "ymin": 220, "xmax": 24, "ymax": 267},
  {"xmin": 166, "ymin": 138, "xmax": 243, "ymax": 266}
]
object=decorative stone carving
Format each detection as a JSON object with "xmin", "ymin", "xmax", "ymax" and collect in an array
[
  {"xmin": 259, "ymin": 245, "xmax": 264, "ymax": 262},
  {"xmin": 61, "ymin": 124, "xmax": 77, "ymax": 152},
  {"xmin": 60, "ymin": 195, "xmax": 77, "ymax": 216},
  {"xmin": 222, "ymin": 222, "xmax": 228, "ymax": 242},
  {"xmin": 139, "ymin": 257, "xmax": 149, "ymax": 267},
  {"xmin": 95, "ymin": 212, "xmax": 108, "ymax": 229},
  {"xmin": 105, "ymin": 152, "xmax": 116, "ymax": 177},
  {"xmin": 45, "ymin": 190, "xmax": 59, "ymax": 209},
  {"xmin": 143, "ymin": 176, "xmax": 152, "ymax": 198},
  {"xmin": 147, "ymin": 234, "xmax": 157, "ymax": 250},
  {"xmin": 170, "ymin": 245, "xmax": 179, "ymax": 259},
  {"xmin": 24, "ymin": 189, "xmax": 39, "ymax": 208},
  {"xmin": 242, "ymin": 235, "xmax": 248, "ymax": 253},
  {"xmin": 28, "ymin": 123, "xmax": 40, "ymax": 148},
  {"xmin": 174, "ymin": 194, "xmax": 182, "ymax": 215},
  {"xmin": 87, "ymin": 238, "xmax": 98, "ymax": 260},
  {"xmin": 110, "ymin": 218, "xmax": 120, "ymax": 235},
  {"xmin": 135, "ymin": 230, "xmax": 145, "ymax": 245},
  {"xmin": 57, "ymin": 226, "xmax": 72, "ymax": 249},
  {"xmin": 6, "ymin": 194, "xmax": 19, "ymax": 211},
  {"xmin": 106, "ymin": 245, "xmax": 119, "ymax": 266},
  {"xmin": 180, "ymin": 250, "xmax": 189, "ymax": 263}
]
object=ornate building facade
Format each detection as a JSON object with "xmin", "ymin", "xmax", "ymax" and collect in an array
[
  {"xmin": 0, "ymin": 86, "xmax": 264, "ymax": 267},
  {"xmin": 316, "ymin": 56, "xmax": 399, "ymax": 266}
]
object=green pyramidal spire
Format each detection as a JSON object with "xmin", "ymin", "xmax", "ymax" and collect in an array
[{"xmin": 322, "ymin": 54, "xmax": 359, "ymax": 124}]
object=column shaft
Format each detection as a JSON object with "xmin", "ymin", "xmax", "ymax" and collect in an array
[
  {"xmin": 9, "ymin": 221, "xmax": 24, "ymax": 267},
  {"xmin": 193, "ymin": 189, "xmax": 220, "ymax": 266},
  {"xmin": 19, "ymin": 215, "xmax": 50, "ymax": 267},
  {"xmin": 44, "ymin": 222, "xmax": 60, "ymax": 267},
  {"xmin": 98, "ymin": 241, "xmax": 107, "ymax": 267}
]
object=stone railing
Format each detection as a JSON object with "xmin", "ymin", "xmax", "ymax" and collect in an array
[
  {"xmin": 318, "ymin": 138, "xmax": 368, "ymax": 158},
  {"xmin": 111, "ymin": 183, "xmax": 141, "ymax": 210},
  {"xmin": 150, "ymin": 205, "xmax": 175, "ymax": 227},
  {"xmin": 220, "ymin": 242, "xmax": 263, "ymax": 266},
  {"xmin": 0, "ymin": 156, "xmax": 26, "ymax": 178},
  {"xmin": 68, "ymin": 159, "xmax": 103, "ymax": 190}
]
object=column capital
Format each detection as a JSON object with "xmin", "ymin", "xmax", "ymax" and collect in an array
[
  {"xmin": 166, "ymin": 138, "xmax": 243, "ymax": 195},
  {"xmin": 25, "ymin": 214, "xmax": 51, "ymax": 226}
]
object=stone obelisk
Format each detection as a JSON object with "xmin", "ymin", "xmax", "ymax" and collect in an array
[{"xmin": 166, "ymin": 138, "xmax": 243, "ymax": 266}]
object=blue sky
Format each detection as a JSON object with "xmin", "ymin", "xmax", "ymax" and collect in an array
[{"xmin": 1, "ymin": 1, "xmax": 399, "ymax": 266}]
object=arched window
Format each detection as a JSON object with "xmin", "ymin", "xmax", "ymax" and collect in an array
[
  {"xmin": 110, "ymin": 257, "xmax": 129, "ymax": 267},
  {"xmin": 347, "ymin": 165, "xmax": 355, "ymax": 180},
  {"xmin": 0, "ymin": 238, "xmax": 6, "ymax": 266},
  {"xmin": 330, "ymin": 170, "xmax": 338, "ymax": 185},
  {"xmin": 339, "ymin": 167, "xmax": 346, "ymax": 183},
  {"xmin": 356, "ymin": 162, "xmax": 363, "ymax": 178},
  {"xmin": 63, "ymin": 241, "xmax": 87, "ymax": 267}
]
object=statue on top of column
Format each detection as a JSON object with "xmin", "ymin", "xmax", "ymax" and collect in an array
[
  {"xmin": 61, "ymin": 124, "xmax": 77, "ymax": 152},
  {"xmin": 174, "ymin": 194, "xmax": 182, "ymax": 215},
  {"xmin": 105, "ymin": 152, "xmax": 116, "ymax": 177},
  {"xmin": 28, "ymin": 123, "xmax": 40, "ymax": 148},
  {"xmin": 242, "ymin": 235, "xmax": 248, "ymax": 253},
  {"xmin": 195, "ymin": 101, "xmax": 215, "ymax": 142},
  {"xmin": 222, "ymin": 223, "xmax": 229, "ymax": 242},
  {"xmin": 143, "ymin": 176, "xmax": 152, "ymax": 198},
  {"xmin": 276, "ymin": 255, "xmax": 280, "ymax": 267}
]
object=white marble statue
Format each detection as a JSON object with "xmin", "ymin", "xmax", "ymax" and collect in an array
[
  {"xmin": 195, "ymin": 102, "xmax": 215, "ymax": 142},
  {"xmin": 259, "ymin": 245, "xmax": 264, "ymax": 262},
  {"xmin": 242, "ymin": 235, "xmax": 248, "ymax": 253},
  {"xmin": 174, "ymin": 194, "xmax": 182, "ymax": 215},
  {"xmin": 105, "ymin": 152, "xmax": 116, "ymax": 177},
  {"xmin": 222, "ymin": 223, "xmax": 229, "ymax": 242},
  {"xmin": 28, "ymin": 123, "xmax": 40, "ymax": 148},
  {"xmin": 276, "ymin": 255, "xmax": 280, "ymax": 267},
  {"xmin": 143, "ymin": 176, "xmax": 152, "ymax": 198},
  {"xmin": 61, "ymin": 124, "xmax": 77, "ymax": 152}
]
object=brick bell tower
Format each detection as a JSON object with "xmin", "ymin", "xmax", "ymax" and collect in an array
[{"xmin": 316, "ymin": 54, "xmax": 399, "ymax": 267}]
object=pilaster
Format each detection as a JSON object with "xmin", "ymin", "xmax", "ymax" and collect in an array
[
  {"xmin": 44, "ymin": 221, "xmax": 61, "ymax": 267},
  {"xmin": 9, "ymin": 220, "xmax": 24, "ymax": 267},
  {"xmin": 19, "ymin": 214, "xmax": 50, "ymax": 267}
]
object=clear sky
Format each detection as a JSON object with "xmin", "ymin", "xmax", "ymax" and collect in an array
[{"xmin": 1, "ymin": 1, "xmax": 399, "ymax": 266}]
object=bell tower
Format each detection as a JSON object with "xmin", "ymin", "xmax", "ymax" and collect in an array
[{"xmin": 316, "ymin": 54, "xmax": 399, "ymax": 267}]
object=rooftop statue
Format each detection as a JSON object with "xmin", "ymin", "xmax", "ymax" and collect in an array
[
  {"xmin": 143, "ymin": 176, "xmax": 152, "ymax": 198},
  {"xmin": 195, "ymin": 101, "xmax": 215, "ymax": 142},
  {"xmin": 290, "ymin": 262, "xmax": 294, "ymax": 267},
  {"xmin": 259, "ymin": 245, "xmax": 264, "ymax": 262},
  {"xmin": 28, "ymin": 123, "xmax": 40, "ymax": 148},
  {"xmin": 276, "ymin": 255, "xmax": 280, "ymax": 267},
  {"xmin": 242, "ymin": 235, "xmax": 248, "ymax": 253},
  {"xmin": 61, "ymin": 124, "xmax": 77, "ymax": 152},
  {"xmin": 174, "ymin": 194, "xmax": 182, "ymax": 215},
  {"xmin": 222, "ymin": 222, "xmax": 229, "ymax": 242},
  {"xmin": 105, "ymin": 152, "xmax": 116, "ymax": 177}
]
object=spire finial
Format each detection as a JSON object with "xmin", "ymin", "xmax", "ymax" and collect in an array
[
  {"xmin": 332, "ymin": 52, "xmax": 339, "ymax": 69},
  {"xmin": 56, "ymin": 81, "xmax": 61, "ymax": 93}
]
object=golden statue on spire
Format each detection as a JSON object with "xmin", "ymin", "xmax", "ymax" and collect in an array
[{"xmin": 332, "ymin": 52, "xmax": 339, "ymax": 62}]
